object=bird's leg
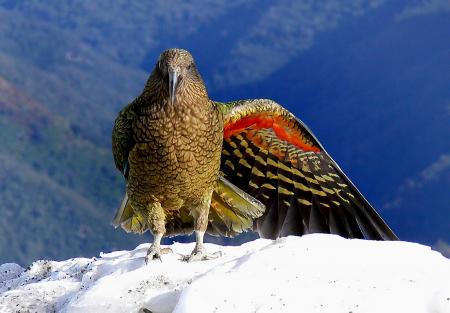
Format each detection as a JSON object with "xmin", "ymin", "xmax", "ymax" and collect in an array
[
  {"xmin": 145, "ymin": 233, "xmax": 164, "ymax": 264},
  {"xmin": 185, "ymin": 192, "xmax": 222, "ymax": 262},
  {"xmin": 186, "ymin": 230, "xmax": 222, "ymax": 262},
  {"xmin": 144, "ymin": 201, "xmax": 172, "ymax": 264}
]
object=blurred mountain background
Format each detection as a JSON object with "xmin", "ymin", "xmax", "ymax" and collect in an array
[{"xmin": 0, "ymin": 0, "xmax": 448, "ymax": 265}]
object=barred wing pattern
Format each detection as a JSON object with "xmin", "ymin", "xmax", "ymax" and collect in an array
[
  {"xmin": 218, "ymin": 99, "xmax": 398, "ymax": 240},
  {"xmin": 112, "ymin": 101, "xmax": 136, "ymax": 179}
]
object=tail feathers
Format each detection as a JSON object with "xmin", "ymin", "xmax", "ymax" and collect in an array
[
  {"xmin": 209, "ymin": 176, "xmax": 266, "ymax": 236},
  {"xmin": 112, "ymin": 191, "xmax": 130, "ymax": 227},
  {"xmin": 112, "ymin": 191, "xmax": 147, "ymax": 234},
  {"xmin": 121, "ymin": 213, "xmax": 147, "ymax": 234}
]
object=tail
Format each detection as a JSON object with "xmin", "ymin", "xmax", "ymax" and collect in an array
[
  {"xmin": 208, "ymin": 176, "xmax": 265, "ymax": 237},
  {"xmin": 112, "ymin": 191, "xmax": 147, "ymax": 234},
  {"xmin": 113, "ymin": 178, "xmax": 265, "ymax": 237}
]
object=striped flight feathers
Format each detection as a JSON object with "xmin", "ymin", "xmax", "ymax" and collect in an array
[{"xmin": 217, "ymin": 99, "xmax": 398, "ymax": 241}]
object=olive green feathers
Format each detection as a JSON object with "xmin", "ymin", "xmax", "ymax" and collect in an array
[{"xmin": 112, "ymin": 49, "xmax": 398, "ymax": 242}]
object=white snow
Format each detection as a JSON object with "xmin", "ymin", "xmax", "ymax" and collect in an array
[{"xmin": 1, "ymin": 235, "xmax": 449, "ymax": 313}]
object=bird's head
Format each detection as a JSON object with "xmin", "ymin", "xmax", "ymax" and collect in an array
[{"xmin": 154, "ymin": 48, "xmax": 205, "ymax": 105}]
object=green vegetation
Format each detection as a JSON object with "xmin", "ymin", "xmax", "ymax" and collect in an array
[
  {"xmin": 0, "ymin": 93, "xmax": 145, "ymax": 264},
  {"xmin": 0, "ymin": 1, "xmax": 156, "ymax": 264}
]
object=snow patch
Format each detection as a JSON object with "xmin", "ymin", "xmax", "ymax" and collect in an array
[{"xmin": 1, "ymin": 235, "xmax": 449, "ymax": 313}]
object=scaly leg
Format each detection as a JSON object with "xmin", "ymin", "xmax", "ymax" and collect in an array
[
  {"xmin": 185, "ymin": 191, "xmax": 222, "ymax": 262},
  {"xmin": 145, "ymin": 233, "xmax": 173, "ymax": 263},
  {"xmin": 186, "ymin": 230, "xmax": 222, "ymax": 262},
  {"xmin": 144, "ymin": 201, "xmax": 172, "ymax": 264}
]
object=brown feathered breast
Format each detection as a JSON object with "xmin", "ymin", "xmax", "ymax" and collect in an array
[{"xmin": 127, "ymin": 96, "xmax": 223, "ymax": 211}]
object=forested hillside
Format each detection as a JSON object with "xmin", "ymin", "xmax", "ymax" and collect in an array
[{"xmin": 0, "ymin": 1, "xmax": 448, "ymax": 264}]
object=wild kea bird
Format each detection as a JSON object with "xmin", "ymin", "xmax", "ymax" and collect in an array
[{"xmin": 112, "ymin": 48, "xmax": 398, "ymax": 263}]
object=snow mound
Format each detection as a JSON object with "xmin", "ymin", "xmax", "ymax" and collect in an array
[{"xmin": 1, "ymin": 235, "xmax": 449, "ymax": 313}]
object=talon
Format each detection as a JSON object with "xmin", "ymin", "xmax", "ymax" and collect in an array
[
  {"xmin": 145, "ymin": 246, "xmax": 173, "ymax": 264},
  {"xmin": 184, "ymin": 246, "xmax": 222, "ymax": 262},
  {"xmin": 161, "ymin": 247, "xmax": 173, "ymax": 254}
]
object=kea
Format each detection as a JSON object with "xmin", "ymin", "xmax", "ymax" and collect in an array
[{"xmin": 112, "ymin": 48, "xmax": 398, "ymax": 263}]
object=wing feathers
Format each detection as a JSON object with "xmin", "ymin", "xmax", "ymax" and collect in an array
[
  {"xmin": 112, "ymin": 101, "xmax": 136, "ymax": 177},
  {"xmin": 218, "ymin": 99, "xmax": 398, "ymax": 240}
]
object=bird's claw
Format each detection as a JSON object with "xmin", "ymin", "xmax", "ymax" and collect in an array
[
  {"xmin": 182, "ymin": 247, "xmax": 222, "ymax": 262},
  {"xmin": 145, "ymin": 246, "xmax": 173, "ymax": 264}
]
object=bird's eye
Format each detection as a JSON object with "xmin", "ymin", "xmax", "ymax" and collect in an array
[{"xmin": 187, "ymin": 63, "xmax": 192, "ymax": 70}]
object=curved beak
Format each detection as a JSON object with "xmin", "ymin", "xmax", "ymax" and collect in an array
[{"xmin": 168, "ymin": 67, "xmax": 180, "ymax": 105}]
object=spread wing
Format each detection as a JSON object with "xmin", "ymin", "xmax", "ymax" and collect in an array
[{"xmin": 217, "ymin": 99, "xmax": 398, "ymax": 240}]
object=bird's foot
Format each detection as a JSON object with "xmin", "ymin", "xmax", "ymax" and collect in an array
[
  {"xmin": 182, "ymin": 246, "xmax": 222, "ymax": 263},
  {"xmin": 145, "ymin": 245, "xmax": 173, "ymax": 264}
]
